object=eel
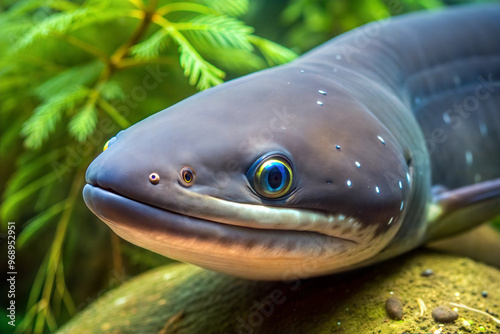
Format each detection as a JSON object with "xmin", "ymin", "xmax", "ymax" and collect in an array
[{"xmin": 83, "ymin": 4, "xmax": 500, "ymax": 280}]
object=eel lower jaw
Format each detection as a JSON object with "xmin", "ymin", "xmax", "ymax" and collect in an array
[
  {"xmin": 83, "ymin": 184, "xmax": 384, "ymax": 279},
  {"xmin": 83, "ymin": 183, "xmax": 357, "ymax": 246}
]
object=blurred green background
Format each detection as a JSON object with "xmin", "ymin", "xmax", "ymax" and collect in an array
[{"xmin": 1, "ymin": 0, "xmax": 498, "ymax": 333}]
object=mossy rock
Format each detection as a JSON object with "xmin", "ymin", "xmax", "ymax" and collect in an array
[{"xmin": 59, "ymin": 250, "xmax": 500, "ymax": 334}]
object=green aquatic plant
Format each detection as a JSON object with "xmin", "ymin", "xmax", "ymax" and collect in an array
[{"xmin": 0, "ymin": 0, "xmax": 296, "ymax": 332}]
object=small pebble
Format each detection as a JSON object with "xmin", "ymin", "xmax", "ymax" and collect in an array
[
  {"xmin": 481, "ymin": 291, "xmax": 488, "ymax": 298},
  {"xmin": 432, "ymin": 306, "xmax": 458, "ymax": 323},
  {"xmin": 385, "ymin": 297, "xmax": 403, "ymax": 320},
  {"xmin": 421, "ymin": 269, "xmax": 434, "ymax": 277}
]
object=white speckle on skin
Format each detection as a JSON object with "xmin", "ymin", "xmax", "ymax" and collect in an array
[
  {"xmin": 443, "ymin": 112, "xmax": 451, "ymax": 124},
  {"xmin": 388, "ymin": 217, "xmax": 394, "ymax": 225},
  {"xmin": 336, "ymin": 54, "xmax": 342, "ymax": 60},
  {"xmin": 347, "ymin": 180, "xmax": 352, "ymax": 187},
  {"xmin": 406, "ymin": 172, "xmax": 411, "ymax": 183},
  {"xmin": 338, "ymin": 215, "xmax": 345, "ymax": 221},
  {"xmin": 375, "ymin": 186, "xmax": 380, "ymax": 194},
  {"xmin": 377, "ymin": 136, "xmax": 385, "ymax": 145},
  {"xmin": 479, "ymin": 123, "xmax": 488, "ymax": 136},
  {"xmin": 465, "ymin": 150, "xmax": 473, "ymax": 166},
  {"xmin": 355, "ymin": 161, "xmax": 361, "ymax": 168},
  {"xmin": 300, "ymin": 69, "xmax": 304, "ymax": 73},
  {"xmin": 317, "ymin": 101, "xmax": 324, "ymax": 106},
  {"xmin": 333, "ymin": 68, "xmax": 338, "ymax": 72},
  {"xmin": 318, "ymin": 90, "xmax": 327, "ymax": 95},
  {"xmin": 399, "ymin": 181, "xmax": 402, "ymax": 189}
]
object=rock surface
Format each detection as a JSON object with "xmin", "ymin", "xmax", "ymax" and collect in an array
[{"xmin": 58, "ymin": 250, "xmax": 500, "ymax": 334}]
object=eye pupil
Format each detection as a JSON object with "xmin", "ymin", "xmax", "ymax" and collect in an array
[{"xmin": 267, "ymin": 166, "xmax": 284, "ymax": 190}]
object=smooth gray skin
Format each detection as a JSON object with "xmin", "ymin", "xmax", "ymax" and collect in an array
[{"xmin": 84, "ymin": 5, "xmax": 500, "ymax": 280}]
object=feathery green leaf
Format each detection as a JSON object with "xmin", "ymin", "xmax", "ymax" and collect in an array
[
  {"xmin": 130, "ymin": 28, "xmax": 171, "ymax": 59},
  {"xmin": 99, "ymin": 81, "xmax": 125, "ymax": 100},
  {"xmin": 36, "ymin": 61, "xmax": 103, "ymax": 100},
  {"xmin": 14, "ymin": 5, "xmax": 131, "ymax": 51},
  {"xmin": 249, "ymin": 35, "xmax": 298, "ymax": 66},
  {"xmin": 178, "ymin": 15, "xmax": 253, "ymax": 51},
  {"xmin": 22, "ymin": 86, "xmax": 89, "ymax": 149},
  {"xmin": 201, "ymin": 0, "xmax": 248, "ymax": 16},
  {"xmin": 68, "ymin": 103, "xmax": 98, "ymax": 142},
  {"xmin": 174, "ymin": 31, "xmax": 225, "ymax": 90},
  {"xmin": 201, "ymin": 48, "xmax": 266, "ymax": 73},
  {"xmin": 6, "ymin": 0, "xmax": 77, "ymax": 18}
]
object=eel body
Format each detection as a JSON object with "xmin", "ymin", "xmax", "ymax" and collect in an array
[{"xmin": 83, "ymin": 5, "xmax": 500, "ymax": 280}]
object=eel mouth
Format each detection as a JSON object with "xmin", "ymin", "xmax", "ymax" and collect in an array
[
  {"xmin": 83, "ymin": 183, "xmax": 402, "ymax": 280},
  {"xmin": 83, "ymin": 183, "xmax": 358, "ymax": 255}
]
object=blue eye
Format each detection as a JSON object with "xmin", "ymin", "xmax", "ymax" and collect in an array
[{"xmin": 247, "ymin": 154, "xmax": 294, "ymax": 199}]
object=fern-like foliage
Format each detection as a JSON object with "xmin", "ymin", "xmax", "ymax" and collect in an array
[
  {"xmin": 98, "ymin": 80, "xmax": 125, "ymax": 100},
  {"xmin": 68, "ymin": 102, "xmax": 98, "ymax": 142},
  {"xmin": 5, "ymin": 0, "xmax": 78, "ymax": 18},
  {"xmin": 132, "ymin": 13, "xmax": 257, "ymax": 90},
  {"xmin": 249, "ymin": 35, "xmax": 298, "ymax": 66},
  {"xmin": 21, "ymin": 86, "xmax": 90, "ymax": 148},
  {"xmin": 201, "ymin": 0, "xmax": 248, "ymax": 16},
  {"xmin": 0, "ymin": 1, "xmax": 298, "ymax": 333},
  {"xmin": 14, "ymin": 3, "xmax": 131, "ymax": 51},
  {"xmin": 130, "ymin": 28, "xmax": 171, "ymax": 58},
  {"xmin": 175, "ymin": 31, "xmax": 226, "ymax": 89},
  {"xmin": 179, "ymin": 15, "xmax": 254, "ymax": 51},
  {"xmin": 35, "ymin": 61, "xmax": 104, "ymax": 100}
]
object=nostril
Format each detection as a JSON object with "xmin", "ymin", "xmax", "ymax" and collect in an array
[
  {"xmin": 149, "ymin": 173, "xmax": 160, "ymax": 184},
  {"xmin": 403, "ymin": 148, "xmax": 412, "ymax": 167}
]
